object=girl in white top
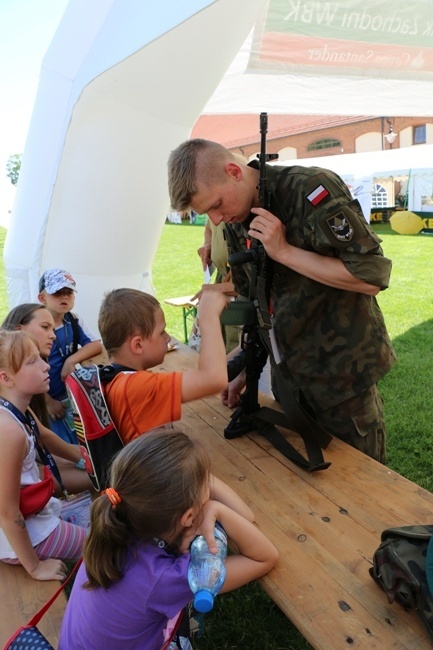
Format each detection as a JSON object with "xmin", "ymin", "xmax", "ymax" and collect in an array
[
  {"xmin": 0, "ymin": 330, "xmax": 86, "ymax": 581},
  {"xmin": 1, "ymin": 303, "xmax": 96, "ymax": 497}
]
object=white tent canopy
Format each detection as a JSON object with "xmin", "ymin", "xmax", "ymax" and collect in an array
[
  {"xmin": 204, "ymin": 0, "xmax": 433, "ymax": 116},
  {"xmin": 4, "ymin": 0, "xmax": 433, "ymax": 331},
  {"xmin": 280, "ymin": 144, "xmax": 433, "ymax": 179},
  {"xmin": 279, "ymin": 144, "xmax": 433, "ymax": 221}
]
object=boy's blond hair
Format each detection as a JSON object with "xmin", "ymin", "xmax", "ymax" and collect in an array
[{"xmin": 98, "ymin": 289, "xmax": 160, "ymax": 356}]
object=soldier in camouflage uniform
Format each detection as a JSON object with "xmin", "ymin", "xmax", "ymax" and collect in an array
[{"xmin": 168, "ymin": 140, "xmax": 396, "ymax": 463}]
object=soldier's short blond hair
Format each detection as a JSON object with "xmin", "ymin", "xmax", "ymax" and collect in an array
[{"xmin": 168, "ymin": 139, "xmax": 238, "ymax": 211}]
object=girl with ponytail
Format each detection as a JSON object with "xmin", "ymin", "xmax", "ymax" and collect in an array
[{"xmin": 60, "ymin": 429, "xmax": 278, "ymax": 649}]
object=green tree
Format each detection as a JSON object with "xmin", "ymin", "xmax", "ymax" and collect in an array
[{"xmin": 6, "ymin": 153, "xmax": 22, "ymax": 185}]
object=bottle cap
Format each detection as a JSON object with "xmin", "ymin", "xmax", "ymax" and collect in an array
[{"xmin": 194, "ymin": 589, "xmax": 214, "ymax": 613}]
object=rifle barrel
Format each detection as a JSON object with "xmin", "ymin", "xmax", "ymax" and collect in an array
[{"xmin": 259, "ymin": 112, "xmax": 268, "ymax": 209}]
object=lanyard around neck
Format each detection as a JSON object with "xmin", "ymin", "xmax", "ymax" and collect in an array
[{"xmin": 0, "ymin": 398, "xmax": 69, "ymax": 499}]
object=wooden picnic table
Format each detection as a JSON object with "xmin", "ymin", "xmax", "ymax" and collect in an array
[
  {"xmin": 155, "ymin": 340, "xmax": 433, "ymax": 649},
  {"xmin": 164, "ymin": 296, "xmax": 198, "ymax": 343}
]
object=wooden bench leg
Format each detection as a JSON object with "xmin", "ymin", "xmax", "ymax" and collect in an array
[
  {"xmin": 163, "ymin": 298, "xmax": 198, "ymax": 344},
  {"xmin": 182, "ymin": 307, "xmax": 188, "ymax": 343},
  {"xmin": 182, "ymin": 306, "xmax": 197, "ymax": 343}
]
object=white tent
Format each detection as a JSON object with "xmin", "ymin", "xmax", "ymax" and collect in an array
[
  {"xmin": 279, "ymin": 145, "xmax": 433, "ymax": 181},
  {"xmin": 5, "ymin": 0, "xmax": 433, "ymax": 331},
  {"xmin": 279, "ymin": 144, "xmax": 433, "ymax": 220},
  {"xmin": 204, "ymin": 0, "xmax": 433, "ymax": 117}
]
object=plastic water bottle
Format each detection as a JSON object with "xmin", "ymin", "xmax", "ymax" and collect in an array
[{"xmin": 188, "ymin": 522, "xmax": 227, "ymax": 613}]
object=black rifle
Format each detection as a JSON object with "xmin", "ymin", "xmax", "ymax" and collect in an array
[{"xmin": 221, "ymin": 112, "xmax": 332, "ymax": 472}]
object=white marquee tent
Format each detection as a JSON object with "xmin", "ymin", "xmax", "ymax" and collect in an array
[
  {"xmin": 4, "ymin": 0, "xmax": 433, "ymax": 331},
  {"xmin": 281, "ymin": 144, "xmax": 433, "ymax": 221}
]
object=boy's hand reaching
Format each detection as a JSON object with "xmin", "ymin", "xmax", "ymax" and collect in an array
[
  {"xmin": 192, "ymin": 281, "xmax": 237, "ymax": 303},
  {"xmin": 180, "ymin": 278, "xmax": 230, "ymax": 402},
  {"xmin": 197, "ymin": 287, "xmax": 232, "ymax": 318}
]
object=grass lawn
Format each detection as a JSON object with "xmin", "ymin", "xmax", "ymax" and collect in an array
[
  {"xmin": 152, "ymin": 223, "xmax": 205, "ymax": 343},
  {"xmin": 0, "ymin": 221, "xmax": 431, "ymax": 649},
  {"xmin": 371, "ymin": 224, "xmax": 433, "ymax": 489}
]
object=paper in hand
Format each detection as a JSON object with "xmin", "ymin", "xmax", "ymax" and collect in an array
[{"xmin": 204, "ymin": 264, "xmax": 216, "ymax": 283}]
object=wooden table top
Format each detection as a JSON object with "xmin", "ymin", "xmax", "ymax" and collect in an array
[{"xmin": 154, "ymin": 341, "xmax": 433, "ymax": 650}]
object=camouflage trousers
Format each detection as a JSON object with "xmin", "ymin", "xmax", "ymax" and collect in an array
[{"xmin": 305, "ymin": 384, "xmax": 386, "ymax": 464}]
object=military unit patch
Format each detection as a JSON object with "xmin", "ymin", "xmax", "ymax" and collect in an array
[
  {"xmin": 326, "ymin": 213, "xmax": 354, "ymax": 241},
  {"xmin": 307, "ymin": 184, "xmax": 329, "ymax": 206}
]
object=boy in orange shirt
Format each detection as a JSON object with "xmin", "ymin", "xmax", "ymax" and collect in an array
[
  {"xmin": 98, "ymin": 287, "xmax": 229, "ymax": 444},
  {"xmin": 97, "ymin": 287, "xmax": 253, "ymax": 519}
]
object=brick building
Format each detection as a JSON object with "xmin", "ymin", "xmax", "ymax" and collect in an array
[
  {"xmin": 191, "ymin": 115, "xmax": 433, "ymax": 161},
  {"xmin": 190, "ymin": 114, "xmax": 433, "ymax": 223}
]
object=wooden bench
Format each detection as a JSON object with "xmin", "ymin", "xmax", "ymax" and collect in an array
[
  {"xmin": 0, "ymin": 563, "xmax": 66, "ymax": 648},
  {"xmin": 0, "ymin": 350, "xmax": 109, "ymax": 648},
  {"xmin": 164, "ymin": 296, "xmax": 198, "ymax": 343},
  {"xmin": 156, "ymin": 341, "xmax": 433, "ymax": 649}
]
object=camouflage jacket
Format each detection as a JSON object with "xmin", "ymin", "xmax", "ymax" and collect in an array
[{"xmin": 225, "ymin": 162, "xmax": 396, "ymax": 411}]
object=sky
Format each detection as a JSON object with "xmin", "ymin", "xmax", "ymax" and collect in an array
[{"xmin": 0, "ymin": 0, "xmax": 68, "ymax": 224}]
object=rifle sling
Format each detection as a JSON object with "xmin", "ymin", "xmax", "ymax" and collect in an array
[
  {"xmin": 255, "ymin": 301, "xmax": 333, "ymax": 471},
  {"xmin": 252, "ymin": 412, "xmax": 331, "ymax": 471}
]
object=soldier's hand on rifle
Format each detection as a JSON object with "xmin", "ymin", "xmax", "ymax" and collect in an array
[{"xmin": 248, "ymin": 208, "xmax": 288, "ymax": 261}]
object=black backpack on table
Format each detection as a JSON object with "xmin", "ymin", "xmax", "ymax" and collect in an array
[{"xmin": 370, "ymin": 524, "xmax": 433, "ymax": 644}]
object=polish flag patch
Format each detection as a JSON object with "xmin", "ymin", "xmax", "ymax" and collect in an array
[{"xmin": 307, "ymin": 184, "xmax": 329, "ymax": 206}]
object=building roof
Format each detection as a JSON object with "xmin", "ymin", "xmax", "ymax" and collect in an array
[{"xmin": 191, "ymin": 114, "xmax": 374, "ymax": 148}]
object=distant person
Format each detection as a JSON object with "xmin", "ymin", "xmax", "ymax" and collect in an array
[
  {"xmin": 59, "ymin": 429, "xmax": 278, "ymax": 650},
  {"xmin": 191, "ymin": 217, "xmax": 239, "ymax": 353},
  {"xmin": 0, "ymin": 331, "xmax": 87, "ymax": 580},
  {"xmin": 1, "ymin": 303, "xmax": 96, "ymax": 497},
  {"xmin": 167, "ymin": 139, "xmax": 396, "ymax": 463},
  {"xmin": 38, "ymin": 268, "xmax": 102, "ymax": 444}
]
